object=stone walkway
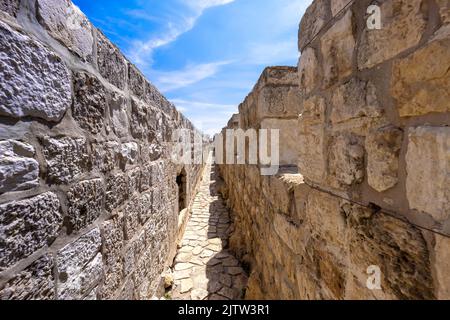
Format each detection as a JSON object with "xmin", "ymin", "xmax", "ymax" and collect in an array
[{"xmin": 170, "ymin": 161, "xmax": 248, "ymax": 300}]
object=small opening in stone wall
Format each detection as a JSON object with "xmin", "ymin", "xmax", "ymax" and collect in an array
[{"xmin": 176, "ymin": 169, "xmax": 187, "ymax": 213}]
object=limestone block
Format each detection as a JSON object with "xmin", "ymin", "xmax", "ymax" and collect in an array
[
  {"xmin": 102, "ymin": 214, "xmax": 124, "ymax": 266},
  {"xmin": 42, "ymin": 136, "xmax": 89, "ymax": 184},
  {"xmin": 257, "ymin": 85, "xmax": 301, "ymax": 119},
  {"xmin": 0, "ymin": 21, "xmax": 71, "ymax": 122},
  {"xmin": 298, "ymin": 47, "xmax": 319, "ymax": 96},
  {"xmin": 128, "ymin": 63, "xmax": 145, "ymax": 99},
  {"xmin": 0, "ymin": 140, "xmax": 39, "ymax": 194},
  {"xmin": 119, "ymin": 276, "xmax": 136, "ymax": 300},
  {"xmin": 73, "ymin": 71, "xmax": 107, "ymax": 134},
  {"xmin": 130, "ymin": 98, "xmax": 149, "ymax": 140},
  {"xmin": 109, "ymin": 92, "xmax": 129, "ymax": 138},
  {"xmin": 0, "ymin": 0, "xmax": 19, "ymax": 17},
  {"xmin": 105, "ymin": 172, "xmax": 128, "ymax": 212},
  {"xmin": 57, "ymin": 239, "xmax": 103, "ymax": 300},
  {"xmin": 96, "ymin": 31, "xmax": 126, "ymax": 90},
  {"xmin": 329, "ymin": 134, "xmax": 365, "ymax": 187},
  {"xmin": 36, "ymin": 0, "xmax": 93, "ymax": 61},
  {"xmin": 314, "ymin": 249, "xmax": 346, "ymax": 299},
  {"xmin": 331, "ymin": 0, "xmax": 348, "ymax": 16},
  {"xmin": 358, "ymin": 0, "xmax": 427, "ymax": 69},
  {"xmin": 138, "ymin": 191, "xmax": 153, "ymax": 224},
  {"xmin": 67, "ymin": 179, "xmax": 104, "ymax": 231},
  {"xmin": 261, "ymin": 119, "xmax": 298, "ymax": 166},
  {"xmin": 298, "ymin": 0, "xmax": 329, "ymax": 51},
  {"xmin": 0, "ymin": 254, "xmax": 55, "ymax": 300},
  {"xmin": 273, "ymin": 214, "xmax": 303, "ymax": 255},
  {"xmin": 320, "ymin": 10, "xmax": 355, "ymax": 87},
  {"xmin": 120, "ymin": 142, "xmax": 139, "ymax": 169},
  {"xmin": 140, "ymin": 163, "xmax": 153, "ymax": 192},
  {"xmin": 344, "ymin": 202, "xmax": 435, "ymax": 300},
  {"xmin": 406, "ymin": 126, "xmax": 450, "ymax": 221},
  {"xmin": 127, "ymin": 167, "xmax": 141, "ymax": 195},
  {"xmin": 330, "ymin": 78, "xmax": 382, "ymax": 125},
  {"xmin": 437, "ymin": 0, "xmax": 450, "ymax": 24},
  {"xmin": 92, "ymin": 141, "xmax": 119, "ymax": 173},
  {"xmin": 0, "ymin": 192, "xmax": 61, "ymax": 270},
  {"xmin": 123, "ymin": 245, "xmax": 135, "ymax": 275},
  {"xmin": 99, "ymin": 261, "xmax": 123, "ymax": 299},
  {"xmin": 306, "ymin": 190, "xmax": 346, "ymax": 248},
  {"xmin": 124, "ymin": 197, "xmax": 142, "ymax": 240},
  {"xmin": 366, "ymin": 126, "xmax": 403, "ymax": 192},
  {"xmin": 434, "ymin": 234, "xmax": 450, "ymax": 299},
  {"xmin": 392, "ymin": 35, "xmax": 450, "ymax": 117}
]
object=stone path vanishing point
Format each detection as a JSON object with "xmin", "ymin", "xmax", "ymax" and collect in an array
[{"xmin": 170, "ymin": 161, "xmax": 248, "ymax": 300}]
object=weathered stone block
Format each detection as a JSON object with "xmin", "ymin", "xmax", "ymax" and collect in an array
[
  {"xmin": 257, "ymin": 85, "xmax": 301, "ymax": 119},
  {"xmin": 298, "ymin": 47, "xmax": 319, "ymax": 96},
  {"xmin": 0, "ymin": 140, "xmax": 39, "ymax": 194},
  {"xmin": 92, "ymin": 141, "xmax": 119, "ymax": 173},
  {"xmin": 298, "ymin": 96, "xmax": 326, "ymax": 183},
  {"xmin": 406, "ymin": 126, "xmax": 450, "ymax": 221},
  {"xmin": 130, "ymin": 98, "xmax": 153, "ymax": 141},
  {"xmin": 105, "ymin": 172, "xmax": 128, "ymax": 212},
  {"xmin": 298, "ymin": 0, "xmax": 328, "ymax": 51},
  {"xmin": 138, "ymin": 191, "xmax": 153, "ymax": 224},
  {"xmin": 366, "ymin": 126, "xmax": 403, "ymax": 192},
  {"xmin": 123, "ymin": 245, "xmax": 135, "ymax": 275},
  {"xmin": 331, "ymin": 0, "xmax": 348, "ymax": 16},
  {"xmin": 36, "ymin": 0, "xmax": 93, "ymax": 61},
  {"xmin": 329, "ymin": 134, "xmax": 365, "ymax": 187},
  {"xmin": 306, "ymin": 190, "xmax": 346, "ymax": 248},
  {"xmin": 314, "ymin": 249, "xmax": 346, "ymax": 299},
  {"xmin": 0, "ymin": 192, "xmax": 61, "ymax": 270},
  {"xmin": 124, "ymin": 197, "xmax": 141, "ymax": 240},
  {"xmin": 120, "ymin": 142, "xmax": 139, "ymax": 169},
  {"xmin": 67, "ymin": 179, "xmax": 104, "ymax": 231},
  {"xmin": 128, "ymin": 63, "xmax": 145, "ymax": 99},
  {"xmin": 127, "ymin": 167, "xmax": 141, "ymax": 195},
  {"xmin": 0, "ymin": 21, "xmax": 71, "ymax": 122},
  {"xmin": 42, "ymin": 136, "xmax": 89, "ymax": 184},
  {"xmin": 358, "ymin": 0, "xmax": 427, "ymax": 69},
  {"xmin": 320, "ymin": 10, "xmax": 355, "ymax": 87},
  {"xmin": 261, "ymin": 119, "xmax": 298, "ymax": 166},
  {"xmin": 434, "ymin": 234, "xmax": 450, "ymax": 299},
  {"xmin": 73, "ymin": 71, "xmax": 107, "ymax": 134},
  {"xmin": 96, "ymin": 31, "xmax": 126, "ymax": 90},
  {"xmin": 330, "ymin": 78, "xmax": 382, "ymax": 124},
  {"xmin": 438, "ymin": 0, "xmax": 450, "ymax": 24},
  {"xmin": 0, "ymin": 254, "xmax": 55, "ymax": 300},
  {"xmin": 0, "ymin": 0, "xmax": 19, "ymax": 17},
  {"xmin": 57, "ymin": 228, "xmax": 102, "ymax": 299},
  {"xmin": 344, "ymin": 202, "xmax": 435, "ymax": 300},
  {"xmin": 99, "ymin": 261, "xmax": 123, "ymax": 299},
  {"xmin": 102, "ymin": 214, "xmax": 124, "ymax": 266},
  {"xmin": 109, "ymin": 92, "xmax": 129, "ymax": 138},
  {"xmin": 392, "ymin": 35, "xmax": 450, "ymax": 117}
]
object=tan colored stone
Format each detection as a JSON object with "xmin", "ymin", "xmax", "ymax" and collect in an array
[
  {"xmin": 331, "ymin": 0, "xmax": 349, "ymax": 17},
  {"xmin": 329, "ymin": 134, "xmax": 365, "ymax": 187},
  {"xmin": 434, "ymin": 234, "xmax": 450, "ymax": 299},
  {"xmin": 191, "ymin": 288, "xmax": 209, "ymax": 300},
  {"xmin": 321, "ymin": 10, "xmax": 355, "ymax": 87},
  {"xmin": 179, "ymin": 278, "xmax": 193, "ymax": 294},
  {"xmin": 298, "ymin": 0, "xmax": 329, "ymax": 51},
  {"xmin": 298, "ymin": 47, "xmax": 319, "ymax": 95},
  {"xmin": 366, "ymin": 126, "xmax": 403, "ymax": 192},
  {"xmin": 261, "ymin": 118, "xmax": 298, "ymax": 166},
  {"xmin": 358, "ymin": 0, "xmax": 427, "ymax": 69},
  {"xmin": 406, "ymin": 126, "xmax": 450, "ymax": 221},
  {"xmin": 330, "ymin": 78, "xmax": 382, "ymax": 125},
  {"xmin": 392, "ymin": 36, "xmax": 450, "ymax": 117},
  {"xmin": 437, "ymin": 0, "xmax": 450, "ymax": 24}
]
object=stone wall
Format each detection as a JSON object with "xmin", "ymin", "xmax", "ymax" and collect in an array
[
  {"xmin": 0, "ymin": 0, "xmax": 205, "ymax": 300},
  {"xmin": 219, "ymin": 0, "xmax": 450, "ymax": 300}
]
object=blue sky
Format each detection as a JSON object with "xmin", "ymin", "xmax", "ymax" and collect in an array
[{"xmin": 73, "ymin": 0, "xmax": 312, "ymax": 135}]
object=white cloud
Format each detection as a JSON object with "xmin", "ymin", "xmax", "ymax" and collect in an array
[
  {"xmin": 127, "ymin": 0, "xmax": 235, "ymax": 68},
  {"xmin": 246, "ymin": 39, "xmax": 299, "ymax": 65},
  {"xmin": 154, "ymin": 60, "xmax": 232, "ymax": 92},
  {"xmin": 170, "ymin": 98, "xmax": 236, "ymax": 110}
]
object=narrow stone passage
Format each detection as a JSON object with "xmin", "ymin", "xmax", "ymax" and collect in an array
[{"xmin": 170, "ymin": 161, "xmax": 248, "ymax": 300}]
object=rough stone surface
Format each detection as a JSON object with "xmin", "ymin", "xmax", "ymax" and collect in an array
[
  {"xmin": 406, "ymin": 126, "xmax": 450, "ymax": 221},
  {"xmin": 0, "ymin": 21, "xmax": 71, "ymax": 122},
  {"xmin": 97, "ymin": 31, "xmax": 127, "ymax": 90},
  {"xmin": 42, "ymin": 136, "xmax": 89, "ymax": 184},
  {"xmin": 0, "ymin": 140, "xmax": 39, "ymax": 194},
  {"xmin": 434, "ymin": 234, "xmax": 450, "ymax": 299},
  {"xmin": 92, "ymin": 141, "xmax": 119, "ymax": 173},
  {"xmin": 128, "ymin": 64, "xmax": 145, "ymax": 99},
  {"xmin": 298, "ymin": 0, "xmax": 328, "ymax": 51},
  {"xmin": 67, "ymin": 179, "xmax": 104, "ymax": 231},
  {"xmin": 0, "ymin": 254, "xmax": 55, "ymax": 300},
  {"xmin": 320, "ymin": 10, "xmax": 355, "ymax": 87},
  {"xmin": 73, "ymin": 72, "xmax": 107, "ymax": 134},
  {"xmin": 329, "ymin": 134, "xmax": 365, "ymax": 187},
  {"xmin": 109, "ymin": 92, "xmax": 129, "ymax": 138},
  {"xmin": 0, "ymin": 192, "xmax": 62, "ymax": 270},
  {"xmin": 0, "ymin": 0, "xmax": 19, "ymax": 17},
  {"xmin": 392, "ymin": 35, "xmax": 450, "ymax": 117},
  {"xmin": 366, "ymin": 126, "xmax": 403, "ymax": 192},
  {"xmin": 36, "ymin": 0, "xmax": 93, "ymax": 61},
  {"xmin": 298, "ymin": 47, "xmax": 319, "ymax": 96},
  {"xmin": 105, "ymin": 172, "xmax": 128, "ymax": 212},
  {"xmin": 358, "ymin": 0, "xmax": 427, "ymax": 69}
]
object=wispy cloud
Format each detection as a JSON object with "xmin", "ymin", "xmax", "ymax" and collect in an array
[
  {"xmin": 127, "ymin": 0, "xmax": 236, "ymax": 68},
  {"xmin": 245, "ymin": 38, "xmax": 299, "ymax": 65},
  {"xmin": 170, "ymin": 99, "xmax": 236, "ymax": 110},
  {"xmin": 153, "ymin": 60, "xmax": 232, "ymax": 92}
]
